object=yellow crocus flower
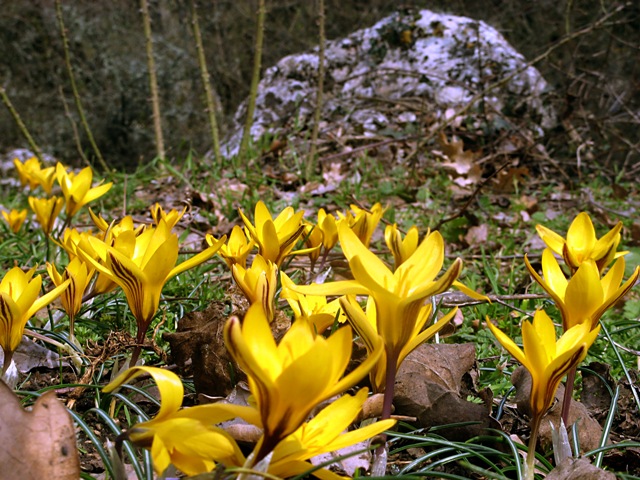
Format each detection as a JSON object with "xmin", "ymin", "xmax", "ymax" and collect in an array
[
  {"xmin": 80, "ymin": 220, "xmax": 225, "ymax": 365},
  {"xmin": 13, "ymin": 157, "xmax": 56, "ymax": 193},
  {"xmin": 0, "ymin": 267, "xmax": 69, "ymax": 374},
  {"xmin": 291, "ymin": 223, "xmax": 470, "ymax": 388},
  {"xmin": 224, "ymin": 303, "xmax": 383, "ymax": 462},
  {"xmin": 340, "ymin": 295, "xmax": 456, "ymax": 392},
  {"xmin": 238, "ymin": 200, "xmax": 308, "ymax": 267},
  {"xmin": 337, "ymin": 202, "xmax": 385, "ymax": 247},
  {"xmin": 486, "ymin": 309, "xmax": 600, "ymax": 480},
  {"xmin": 28, "ymin": 195, "xmax": 64, "ymax": 236},
  {"xmin": 231, "ymin": 254, "xmax": 278, "ymax": 321},
  {"xmin": 302, "ymin": 222, "xmax": 323, "ymax": 266},
  {"xmin": 150, "ymin": 203, "xmax": 187, "ymax": 229},
  {"xmin": 269, "ymin": 388, "xmax": 396, "ymax": 479},
  {"xmin": 13, "ymin": 156, "xmax": 40, "ymax": 189},
  {"xmin": 104, "ymin": 366, "xmax": 253, "ymax": 477},
  {"xmin": 55, "ymin": 163, "xmax": 113, "ymax": 218},
  {"xmin": 207, "ymin": 225, "xmax": 255, "ymax": 269},
  {"xmin": 384, "ymin": 224, "xmax": 421, "ymax": 270},
  {"xmin": 47, "ymin": 258, "xmax": 94, "ymax": 341},
  {"xmin": 281, "ymin": 271, "xmax": 345, "ymax": 333},
  {"xmin": 525, "ymin": 249, "xmax": 639, "ymax": 331},
  {"xmin": 317, "ymin": 208, "xmax": 339, "ymax": 252},
  {"xmin": 2, "ymin": 209, "xmax": 28, "ymax": 233},
  {"xmin": 536, "ymin": 212, "xmax": 626, "ymax": 273}
]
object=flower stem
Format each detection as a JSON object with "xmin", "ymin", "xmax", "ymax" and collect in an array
[
  {"xmin": 375, "ymin": 350, "xmax": 398, "ymax": 458},
  {"xmin": 1, "ymin": 350, "xmax": 14, "ymax": 377},
  {"xmin": 526, "ymin": 413, "xmax": 542, "ymax": 480},
  {"xmin": 561, "ymin": 366, "xmax": 577, "ymax": 427}
]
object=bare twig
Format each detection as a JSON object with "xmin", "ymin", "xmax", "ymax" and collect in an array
[
  {"xmin": 190, "ymin": 0, "xmax": 222, "ymax": 166},
  {"xmin": 58, "ymin": 85, "xmax": 90, "ymax": 166},
  {"xmin": 140, "ymin": 0, "xmax": 165, "ymax": 160},
  {"xmin": 306, "ymin": 0, "xmax": 325, "ymax": 179},
  {"xmin": 55, "ymin": 0, "xmax": 108, "ymax": 171},
  {"xmin": 424, "ymin": 3, "xmax": 630, "ymax": 144},
  {"xmin": 434, "ymin": 161, "xmax": 512, "ymax": 230},
  {"xmin": 0, "ymin": 86, "xmax": 44, "ymax": 162},
  {"xmin": 239, "ymin": 0, "xmax": 266, "ymax": 160}
]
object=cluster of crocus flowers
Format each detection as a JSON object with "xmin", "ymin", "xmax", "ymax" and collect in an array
[
  {"xmin": 13, "ymin": 157, "xmax": 56, "ymax": 193},
  {"xmin": 0, "ymin": 267, "xmax": 69, "ymax": 376},
  {"xmin": 104, "ymin": 304, "xmax": 394, "ymax": 478},
  {"xmin": 288, "ymin": 222, "xmax": 485, "ymax": 426},
  {"xmin": 531, "ymin": 213, "xmax": 639, "ymax": 424},
  {"xmin": 486, "ymin": 211, "xmax": 639, "ymax": 477}
]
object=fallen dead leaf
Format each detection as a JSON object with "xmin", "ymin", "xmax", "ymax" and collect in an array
[
  {"xmin": 394, "ymin": 343, "xmax": 500, "ymax": 441},
  {"xmin": 545, "ymin": 457, "xmax": 616, "ymax": 480},
  {"xmin": 511, "ymin": 366, "xmax": 602, "ymax": 453},
  {"xmin": 464, "ymin": 223, "xmax": 489, "ymax": 246},
  {"xmin": 437, "ymin": 133, "xmax": 482, "ymax": 189},
  {"xmin": 0, "ymin": 381, "xmax": 80, "ymax": 479}
]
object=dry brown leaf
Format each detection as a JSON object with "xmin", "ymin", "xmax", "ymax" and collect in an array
[
  {"xmin": 0, "ymin": 381, "xmax": 80, "ymax": 479},
  {"xmin": 493, "ymin": 166, "xmax": 529, "ymax": 192},
  {"xmin": 394, "ymin": 343, "xmax": 500, "ymax": 442},
  {"xmin": 464, "ymin": 224, "xmax": 489, "ymax": 245},
  {"xmin": 437, "ymin": 133, "xmax": 482, "ymax": 188},
  {"xmin": 546, "ymin": 457, "xmax": 616, "ymax": 480},
  {"xmin": 511, "ymin": 366, "xmax": 602, "ymax": 453}
]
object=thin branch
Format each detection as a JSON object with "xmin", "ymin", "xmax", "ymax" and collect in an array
[
  {"xmin": 190, "ymin": 0, "xmax": 222, "ymax": 167},
  {"xmin": 239, "ymin": 0, "xmax": 266, "ymax": 160},
  {"xmin": 55, "ymin": 0, "xmax": 108, "ymax": 171},
  {"xmin": 0, "ymin": 86, "xmax": 44, "ymax": 162},
  {"xmin": 140, "ymin": 0, "xmax": 165, "ymax": 160},
  {"xmin": 306, "ymin": 0, "xmax": 325, "ymax": 179},
  {"xmin": 58, "ymin": 85, "xmax": 90, "ymax": 166}
]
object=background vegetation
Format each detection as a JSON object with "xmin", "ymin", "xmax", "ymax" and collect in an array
[{"xmin": 1, "ymin": 0, "xmax": 638, "ymax": 171}]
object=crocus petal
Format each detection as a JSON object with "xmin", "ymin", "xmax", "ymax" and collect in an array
[
  {"xmin": 563, "ymin": 260, "xmax": 603, "ymax": 327},
  {"xmin": 535, "ymin": 224, "xmax": 566, "ymax": 255},
  {"xmin": 104, "ymin": 366, "xmax": 184, "ymax": 420},
  {"xmin": 400, "ymin": 307, "xmax": 458, "ymax": 362},
  {"xmin": 565, "ymin": 213, "xmax": 596, "ymax": 264},
  {"xmin": 485, "ymin": 318, "xmax": 528, "ymax": 367},
  {"xmin": 396, "ymin": 231, "xmax": 445, "ymax": 286},
  {"xmin": 339, "ymin": 223, "xmax": 393, "ymax": 286},
  {"xmin": 26, "ymin": 279, "xmax": 70, "ymax": 319}
]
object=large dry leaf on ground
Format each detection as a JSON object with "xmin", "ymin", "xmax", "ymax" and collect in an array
[
  {"xmin": 164, "ymin": 298, "xmax": 291, "ymax": 398},
  {"xmin": 511, "ymin": 366, "xmax": 602, "ymax": 452},
  {"xmin": 163, "ymin": 301, "xmax": 239, "ymax": 397},
  {"xmin": 394, "ymin": 343, "xmax": 500, "ymax": 441},
  {"xmin": 0, "ymin": 381, "xmax": 79, "ymax": 479},
  {"xmin": 546, "ymin": 457, "xmax": 615, "ymax": 480},
  {"xmin": 437, "ymin": 133, "xmax": 482, "ymax": 188}
]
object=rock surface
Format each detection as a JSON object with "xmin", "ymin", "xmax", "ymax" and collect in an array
[{"xmin": 223, "ymin": 9, "xmax": 555, "ymax": 156}]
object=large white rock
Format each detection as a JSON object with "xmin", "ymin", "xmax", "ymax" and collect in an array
[{"xmin": 223, "ymin": 9, "xmax": 555, "ymax": 156}]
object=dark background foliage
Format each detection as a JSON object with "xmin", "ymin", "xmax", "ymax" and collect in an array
[{"xmin": 1, "ymin": 0, "xmax": 638, "ymax": 170}]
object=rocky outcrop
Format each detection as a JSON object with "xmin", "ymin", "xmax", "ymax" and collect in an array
[{"xmin": 223, "ymin": 9, "xmax": 555, "ymax": 156}]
